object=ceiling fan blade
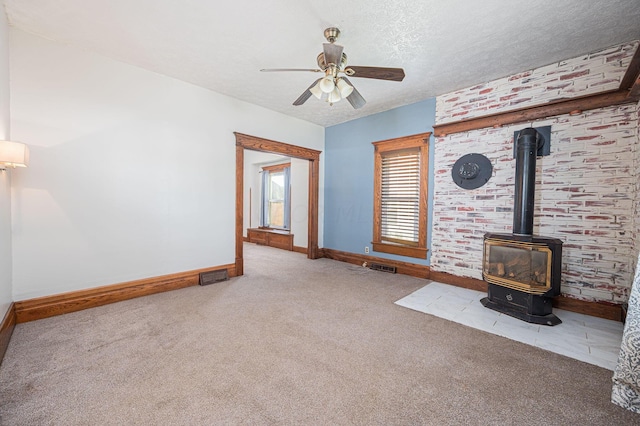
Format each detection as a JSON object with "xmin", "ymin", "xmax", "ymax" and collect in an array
[
  {"xmin": 293, "ymin": 78, "xmax": 322, "ymax": 106},
  {"xmin": 342, "ymin": 77, "xmax": 366, "ymax": 109},
  {"xmin": 345, "ymin": 66, "xmax": 405, "ymax": 81},
  {"xmin": 261, "ymin": 68, "xmax": 322, "ymax": 73},
  {"xmin": 322, "ymin": 43, "xmax": 344, "ymax": 66}
]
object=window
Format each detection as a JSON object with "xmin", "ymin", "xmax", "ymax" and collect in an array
[
  {"xmin": 372, "ymin": 132, "xmax": 430, "ymax": 259},
  {"xmin": 260, "ymin": 163, "xmax": 291, "ymax": 230}
]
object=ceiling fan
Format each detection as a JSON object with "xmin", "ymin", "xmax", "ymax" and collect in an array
[{"xmin": 260, "ymin": 27, "xmax": 405, "ymax": 109}]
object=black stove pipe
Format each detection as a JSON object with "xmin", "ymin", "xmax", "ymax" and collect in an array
[{"xmin": 513, "ymin": 128, "xmax": 540, "ymax": 236}]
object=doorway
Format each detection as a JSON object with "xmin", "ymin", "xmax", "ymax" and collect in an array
[{"xmin": 234, "ymin": 132, "xmax": 321, "ymax": 276}]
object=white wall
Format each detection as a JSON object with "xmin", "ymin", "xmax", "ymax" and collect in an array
[
  {"xmin": 243, "ymin": 150, "xmax": 288, "ymax": 234},
  {"xmin": 242, "ymin": 152, "xmax": 309, "ymax": 249},
  {"xmin": 0, "ymin": 9, "xmax": 12, "ymax": 316},
  {"xmin": 9, "ymin": 29, "xmax": 324, "ymax": 300},
  {"xmin": 290, "ymin": 158, "xmax": 309, "ymax": 248}
]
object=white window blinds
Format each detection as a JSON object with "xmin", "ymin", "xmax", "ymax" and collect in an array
[{"xmin": 380, "ymin": 148, "xmax": 420, "ymax": 246}]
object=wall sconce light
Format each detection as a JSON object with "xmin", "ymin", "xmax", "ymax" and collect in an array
[{"xmin": 0, "ymin": 140, "xmax": 29, "ymax": 170}]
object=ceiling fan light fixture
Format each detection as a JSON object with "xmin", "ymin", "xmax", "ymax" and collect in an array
[
  {"xmin": 336, "ymin": 78, "xmax": 353, "ymax": 98},
  {"xmin": 328, "ymin": 87, "xmax": 341, "ymax": 103},
  {"xmin": 309, "ymin": 81, "xmax": 324, "ymax": 99},
  {"xmin": 262, "ymin": 27, "xmax": 403, "ymax": 110},
  {"xmin": 319, "ymin": 76, "xmax": 335, "ymax": 93}
]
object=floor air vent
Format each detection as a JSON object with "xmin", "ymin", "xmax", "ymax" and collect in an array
[
  {"xmin": 368, "ymin": 263, "xmax": 397, "ymax": 273},
  {"xmin": 199, "ymin": 270, "xmax": 229, "ymax": 286}
]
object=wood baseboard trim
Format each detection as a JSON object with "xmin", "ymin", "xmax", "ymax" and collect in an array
[
  {"xmin": 0, "ymin": 303, "xmax": 16, "ymax": 366},
  {"xmin": 424, "ymin": 270, "xmax": 622, "ymax": 321},
  {"xmin": 429, "ymin": 271, "xmax": 488, "ymax": 292},
  {"xmin": 322, "ymin": 248, "xmax": 430, "ymax": 279},
  {"xmin": 322, "ymin": 248, "xmax": 623, "ymax": 322},
  {"xmin": 14, "ymin": 264, "xmax": 237, "ymax": 323},
  {"xmin": 553, "ymin": 296, "xmax": 622, "ymax": 322},
  {"xmin": 292, "ymin": 245, "xmax": 307, "ymax": 254},
  {"xmin": 431, "ymin": 271, "xmax": 622, "ymax": 321},
  {"xmin": 430, "ymin": 273, "xmax": 623, "ymax": 321}
]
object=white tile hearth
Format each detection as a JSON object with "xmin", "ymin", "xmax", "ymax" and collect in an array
[{"xmin": 395, "ymin": 282, "xmax": 623, "ymax": 370}]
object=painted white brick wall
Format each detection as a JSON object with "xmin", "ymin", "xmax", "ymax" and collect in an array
[
  {"xmin": 433, "ymin": 41, "xmax": 640, "ymax": 304},
  {"xmin": 634, "ymin": 99, "xmax": 640, "ymax": 289},
  {"xmin": 436, "ymin": 41, "xmax": 639, "ymax": 124}
]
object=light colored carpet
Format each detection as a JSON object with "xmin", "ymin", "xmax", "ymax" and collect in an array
[{"xmin": 0, "ymin": 243, "xmax": 637, "ymax": 425}]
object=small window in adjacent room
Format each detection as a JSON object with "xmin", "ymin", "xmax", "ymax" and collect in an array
[
  {"xmin": 372, "ymin": 132, "xmax": 431, "ymax": 259},
  {"xmin": 260, "ymin": 163, "xmax": 291, "ymax": 230}
]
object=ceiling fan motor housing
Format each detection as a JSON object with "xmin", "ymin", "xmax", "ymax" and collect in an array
[{"xmin": 317, "ymin": 52, "xmax": 347, "ymax": 73}]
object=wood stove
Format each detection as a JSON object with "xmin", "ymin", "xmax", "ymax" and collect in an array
[
  {"xmin": 480, "ymin": 127, "xmax": 562, "ymax": 325},
  {"xmin": 482, "ymin": 233, "xmax": 562, "ymax": 325}
]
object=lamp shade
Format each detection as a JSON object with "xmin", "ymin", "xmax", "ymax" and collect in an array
[
  {"xmin": 309, "ymin": 81, "xmax": 324, "ymax": 100},
  {"xmin": 336, "ymin": 78, "xmax": 353, "ymax": 98},
  {"xmin": 327, "ymin": 87, "xmax": 341, "ymax": 103},
  {"xmin": 0, "ymin": 140, "xmax": 29, "ymax": 168},
  {"xmin": 319, "ymin": 76, "xmax": 335, "ymax": 93}
]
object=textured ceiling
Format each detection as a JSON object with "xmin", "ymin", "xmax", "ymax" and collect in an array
[{"xmin": 4, "ymin": 0, "xmax": 640, "ymax": 127}]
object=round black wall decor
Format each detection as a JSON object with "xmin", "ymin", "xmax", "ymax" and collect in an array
[{"xmin": 452, "ymin": 153, "xmax": 492, "ymax": 189}]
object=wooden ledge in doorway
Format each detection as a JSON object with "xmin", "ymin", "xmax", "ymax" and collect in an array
[{"xmin": 247, "ymin": 228, "xmax": 294, "ymax": 251}]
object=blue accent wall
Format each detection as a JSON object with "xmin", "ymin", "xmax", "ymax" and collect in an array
[{"xmin": 323, "ymin": 98, "xmax": 436, "ymax": 265}]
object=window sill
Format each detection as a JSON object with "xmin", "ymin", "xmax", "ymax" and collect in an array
[
  {"xmin": 372, "ymin": 242, "xmax": 428, "ymax": 259},
  {"xmin": 257, "ymin": 227, "xmax": 290, "ymax": 234}
]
